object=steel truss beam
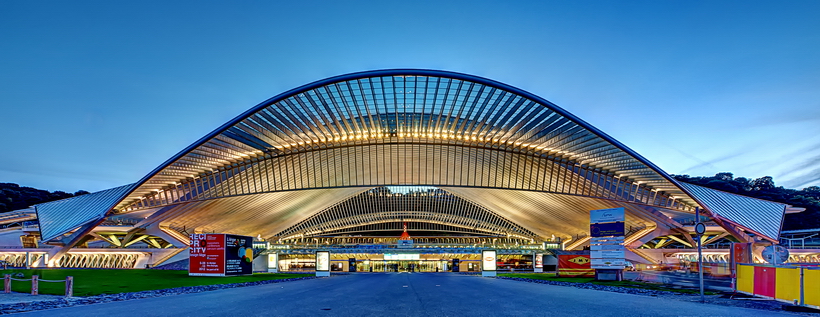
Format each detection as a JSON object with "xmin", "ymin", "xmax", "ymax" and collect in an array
[
  {"xmin": 276, "ymin": 187, "xmax": 537, "ymax": 240},
  {"xmin": 121, "ymin": 143, "xmax": 693, "ymax": 216}
]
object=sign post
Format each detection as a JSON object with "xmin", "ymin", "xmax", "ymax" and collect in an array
[
  {"xmin": 189, "ymin": 233, "xmax": 254, "ymax": 276},
  {"xmin": 589, "ymin": 207, "xmax": 625, "ymax": 281},
  {"xmin": 482, "ymin": 250, "xmax": 497, "ymax": 277},
  {"xmin": 695, "ymin": 207, "xmax": 705, "ymax": 303}
]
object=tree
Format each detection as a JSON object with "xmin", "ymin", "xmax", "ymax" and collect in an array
[
  {"xmin": 0, "ymin": 183, "xmax": 89, "ymax": 213},
  {"xmin": 751, "ymin": 176, "xmax": 776, "ymax": 191},
  {"xmin": 671, "ymin": 173, "xmax": 820, "ymax": 230}
]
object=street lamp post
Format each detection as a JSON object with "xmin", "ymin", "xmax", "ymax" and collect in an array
[{"xmin": 695, "ymin": 207, "xmax": 705, "ymax": 303}]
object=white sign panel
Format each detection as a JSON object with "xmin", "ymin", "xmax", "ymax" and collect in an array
[
  {"xmin": 591, "ymin": 244, "xmax": 624, "ymax": 251},
  {"xmin": 590, "ymin": 236, "xmax": 625, "ymax": 243},
  {"xmin": 591, "ymin": 259, "xmax": 626, "ymax": 269},
  {"xmin": 535, "ymin": 253, "xmax": 543, "ymax": 268},
  {"xmin": 482, "ymin": 250, "xmax": 497, "ymax": 271},
  {"xmin": 316, "ymin": 251, "xmax": 330, "ymax": 271},
  {"xmin": 384, "ymin": 253, "xmax": 420, "ymax": 260},
  {"xmin": 591, "ymin": 250, "xmax": 625, "ymax": 259},
  {"xmin": 590, "ymin": 207, "xmax": 625, "ymax": 224}
]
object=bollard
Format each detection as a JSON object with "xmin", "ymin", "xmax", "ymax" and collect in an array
[
  {"xmin": 65, "ymin": 276, "xmax": 73, "ymax": 297},
  {"xmin": 4, "ymin": 274, "xmax": 9, "ymax": 294},
  {"xmin": 31, "ymin": 275, "xmax": 38, "ymax": 295}
]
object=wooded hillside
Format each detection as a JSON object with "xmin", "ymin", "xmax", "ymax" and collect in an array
[
  {"xmin": 0, "ymin": 183, "xmax": 88, "ymax": 213},
  {"xmin": 672, "ymin": 173, "xmax": 819, "ymax": 230}
]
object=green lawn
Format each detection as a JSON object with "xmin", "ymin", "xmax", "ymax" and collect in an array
[
  {"xmin": 1, "ymin": 269, "xmax": 310, "ymax": 296},
  {"xmin": 498, "ymin": 273, "xmax": 717, "ymax": 295}
]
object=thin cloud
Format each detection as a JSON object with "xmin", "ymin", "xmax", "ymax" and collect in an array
[
  {"xmin": 679, "ymin": 146, "xmax": 755, "ymax": 174},
  {"xmin": 784, "ymin": 166, "xmax": 820, "ymax": 189},
  {"xmin": 748, "ymin": 107, "xmax": 820, "ymax": 128}
]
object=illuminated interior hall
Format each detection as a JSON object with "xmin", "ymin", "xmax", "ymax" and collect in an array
[{"xmin": 0, "ymin": 69, "xmax": 811, "ymax": 271}]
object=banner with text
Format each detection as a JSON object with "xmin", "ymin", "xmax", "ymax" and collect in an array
[{"xmin": 189, "ymin": 233, "xmax": 254, "ymax": 276}]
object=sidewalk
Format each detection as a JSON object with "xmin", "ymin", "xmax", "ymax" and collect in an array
[{"xmin": 0, "ymin": 292, "xmax": 64, "ymax": 305}]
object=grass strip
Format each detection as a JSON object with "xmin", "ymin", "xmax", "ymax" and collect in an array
[
  {"xmin": 1, "ymin": 269, "xmax": 310, "ymax": 296},
  {"xmin": 498, "ymin": 273, "xmax": 717, "ymax": 295}
]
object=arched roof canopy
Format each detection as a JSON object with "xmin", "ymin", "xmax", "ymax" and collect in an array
[{"xmin": 114, "ymin": 69, "xmax": 702, "ymax": 215}]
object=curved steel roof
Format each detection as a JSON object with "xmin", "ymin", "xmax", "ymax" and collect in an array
[{"xmin": 113, "ymin": 69, "xmax": 701, "ymax": 213}]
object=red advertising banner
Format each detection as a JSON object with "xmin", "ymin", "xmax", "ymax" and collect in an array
[
  {"xmin": 189, "ymin": 233, "xmax": 254, "ymax": 276},
  {"xmin": 189, "ymin": 234, "xmax": 226, "ymax": 276},
  {"xmin": 558, "ymin": 254, "xmax": 594, "ymax": 277}
]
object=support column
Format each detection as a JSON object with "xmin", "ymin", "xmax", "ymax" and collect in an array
[{"xmin": 46, "ymin": 220, "xmax": 104, "ymax": 267}]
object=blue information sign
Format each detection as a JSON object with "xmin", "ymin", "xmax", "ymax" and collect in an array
[{"xmin": 590, "ymin": 222, "xmax": 625, "ymax": 237}]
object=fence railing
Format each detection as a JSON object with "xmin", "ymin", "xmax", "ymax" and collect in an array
[
  {"xmin": 3, "ymin": 274, "xmax": 73, "ymax": 297},
  {"xmin": 735, "ymin": 263, "xmax": 820, "ymax": 309}
]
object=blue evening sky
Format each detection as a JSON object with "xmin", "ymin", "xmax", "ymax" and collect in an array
[{"xmin": 1, "ymin": 1, "xmax": 819, "ymax": 193}]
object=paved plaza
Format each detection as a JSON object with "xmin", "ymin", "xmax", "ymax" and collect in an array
[{"xmin": 9, "ymin": 273, "xmax": 805, "ymax": 317}]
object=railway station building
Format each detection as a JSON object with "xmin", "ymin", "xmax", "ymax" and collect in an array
[{"xmin": 0, "ymin": 69, "xmax": 811, "ymax": 271}]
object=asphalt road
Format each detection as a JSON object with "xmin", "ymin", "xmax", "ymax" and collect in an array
[{"xmin": 13, "ymin": 273, "xmax": 802, "ymax": 317}]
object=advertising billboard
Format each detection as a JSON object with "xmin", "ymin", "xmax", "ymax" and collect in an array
[
  {"xmin": 557, "ymin": 254, "xmax": 594, "ymax": 277},
  {"xmin": 316, "ymin": 251, "xmax": 330, "ymax": 271},
  {"xmin": 225, "ymin": 234, "xmax": 253, "ymax": 275},
  {"xmin": 189, "ymin": 233, "xmax": 225, "ymax": 276},
  {"xmin": 267, "ymin": 253, "xmax": 278, "ymax": 272},
  {"xmin": 482, "ymin": 250, "xmax": 497, "ymax": 271},
  {"xmin": 535, "ymin": 253, "xmax": 543, "ymax": 268},
  {"xmin": 189, "ymin": 233, "xmax": 254, "ymax": 276}
]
